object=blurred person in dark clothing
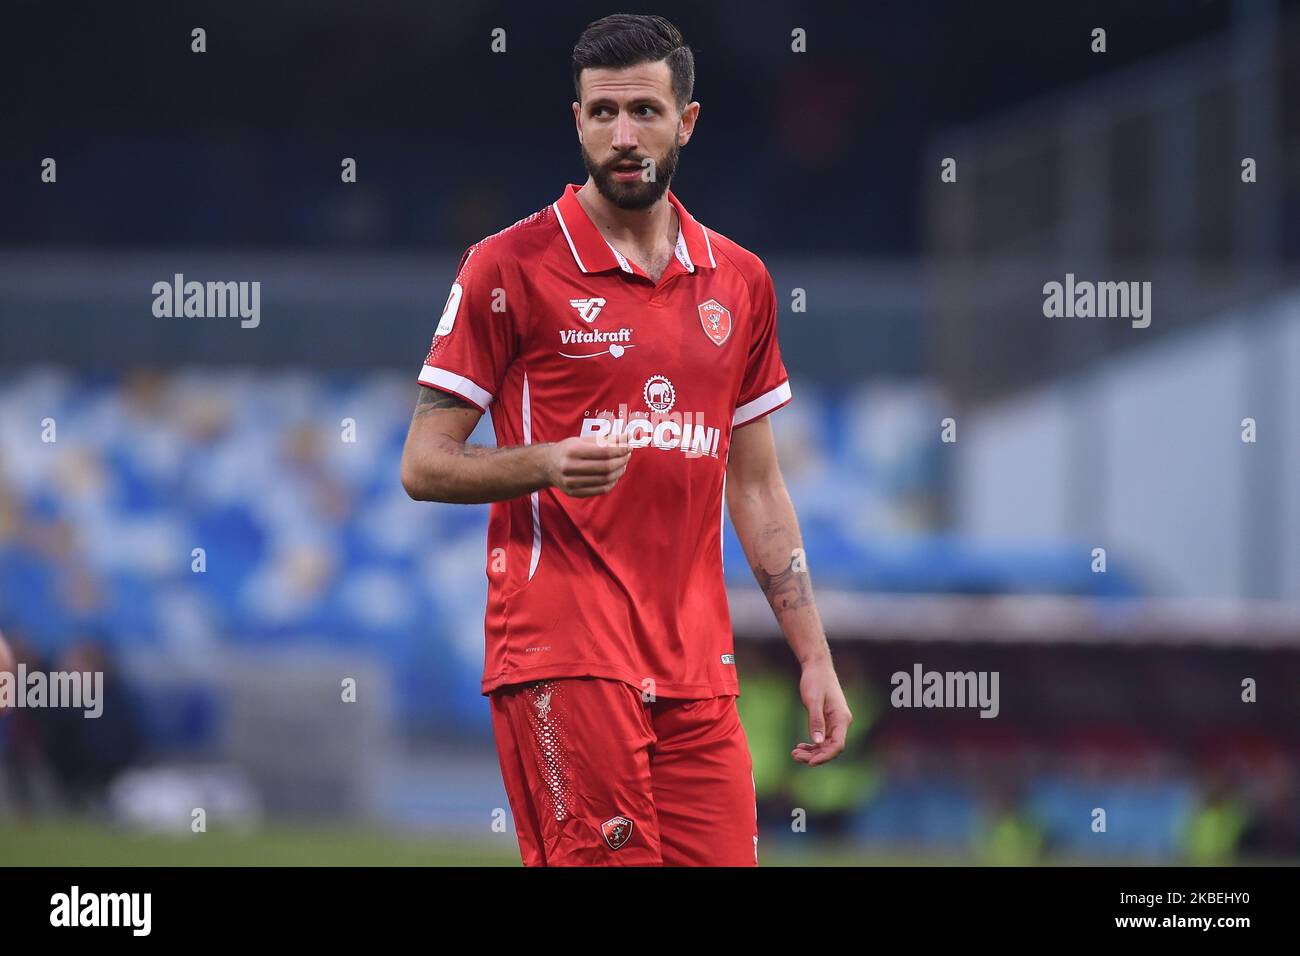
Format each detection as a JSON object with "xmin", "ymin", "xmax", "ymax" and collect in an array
[
  {"xmin": 739, "ymin": 642, "xmax": 880, "ymax": 837},
  {"xmin": 1234, "ymin": 753, "xmax": 1299, "ymax": 860},
  {"xmin": 0, "ymin": 629, "xmax": 63, "ymax": 813},
  {"xmin": 41, "ymin": 637, "xmax": 146, "ymax": 812}
]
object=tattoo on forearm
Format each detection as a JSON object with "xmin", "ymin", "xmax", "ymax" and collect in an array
[
  {"xmin": 443, "ymin": 441, "xmax": 496, "ymax": 458},
  {"xmin": 433, "ymin": 435, "xmax": 544, "ymax": 463},
  {"xmin": 414, "ymin": 387, "xmax": 477, "ymax": 416},
  {"xmin": 751, "ymin": 536, "xmax": 814, "ymax": 615}
]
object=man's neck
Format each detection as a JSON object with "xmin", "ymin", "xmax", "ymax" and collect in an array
[{"xmin": 575, "ymin": 179, "xmax": 678, "ymax": 252}]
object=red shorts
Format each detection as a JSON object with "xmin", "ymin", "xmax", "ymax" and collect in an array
[{"xmin": 490, "ymin": 677, "xmax": 758, "ymax": 866}]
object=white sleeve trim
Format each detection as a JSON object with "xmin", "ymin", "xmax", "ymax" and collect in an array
[
  {"xmin": 418, "ymin": 364, "xmax": 493, "ymax": 411},
  {"xmin": 733, "ymin": 380, "xmax": 792, "ymax": 427}
]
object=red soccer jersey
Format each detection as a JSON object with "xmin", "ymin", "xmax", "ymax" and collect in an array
[{"xmin": 418, "ymin": 183, "xmax": 792, "ymax": 698}]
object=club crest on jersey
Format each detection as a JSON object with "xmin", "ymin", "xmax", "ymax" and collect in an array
[
  {"xmin": 601, "ymin": 815, "xmax": 634, "ymax": 851},
  {"xmin": 643, "ymin": 375, "xmax": 676, "ymax": 414},
  {"xmin": 697, "ymin": 298, "xmax": 732, "ymax": 346},
  {"xmin": 569, "ymin": 297, "xmax": 607, "ymax": 323}
]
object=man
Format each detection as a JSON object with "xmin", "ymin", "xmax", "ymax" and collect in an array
[{"xmin": 401, "ymin": 14, "xmax": 851, "ymax": 866}]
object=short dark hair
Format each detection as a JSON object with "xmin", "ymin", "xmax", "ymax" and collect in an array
[{"xmin": 572, "ymin": 14, "xmax": 695, "ymax": 110}]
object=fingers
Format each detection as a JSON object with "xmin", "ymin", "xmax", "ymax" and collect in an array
[
  {"xmin": 561, "ymin": 436, "xmax": 631, "ymax": 476},
  {"xmin": 814, "ymin": 715, "xmax": 849, "ymax": 764},
  {"xmin": 559, "ymin": 435, "xmax": 632, "ymax": 496},
  {"xmin": 569, "ymin": 439, "xmax": 633, "ymax": 460},
  {"xmin": 564, "ymin": 470, "xmax": 629, "ymax": 496},
  {"xmin": 791, "ymin": 740, "xmax": 843, "ymax": 766},
  {"xmin": 806, "ymin": 692, "xmax": 827, "ymax": 746},
  {"xmin": 565, "ymin": 453, "xmax": 630, "ymax": 486},
  {"xmin": 828, "ymin": 712, "xmax": 850, "ymax": 750},
  {"xmin": 793, "ymin": 704, "xmax": 851, "ymax": 766},
  {"xmin": 563, "ymin": 455, "xmax": 630, "ymax": 477}
]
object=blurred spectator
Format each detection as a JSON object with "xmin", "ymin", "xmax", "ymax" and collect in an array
[
  {"xmin": 40, "ymin": 637, "xmax": 145, "ymax": 813},
  {"xmin": 738, "ymin": 642, "xmax": 882, "ymax": 838},
  {"xmin": 0, "ymin": 631, "xmax": 61, "ymax": 814},
  {"xmin": 970, "ymin": 779, "xmax": 1044, "ymax": 866}
]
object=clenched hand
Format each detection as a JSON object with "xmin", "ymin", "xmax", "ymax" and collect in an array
[{"xmin": 545, "ymin": 432, "xmax": 632, "ymax": 498}]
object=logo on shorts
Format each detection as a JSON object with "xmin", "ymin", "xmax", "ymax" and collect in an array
[
  {"xmin": 530, "ymin": 682, "xmax": 553, "ymax": 721},
  {"xmin": 601, "ymin": 815, "xmax": 634, "ymax": 851}
]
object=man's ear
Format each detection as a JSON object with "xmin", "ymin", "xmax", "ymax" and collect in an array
[
  {"xmin": 678, "ymin": 101, "xmax": 701, "ymax": 146},
  {"xmin": 572, "ymin": 101, "xmax": 583, "ymax": 142}
]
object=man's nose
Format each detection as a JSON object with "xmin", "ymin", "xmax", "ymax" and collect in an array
[{"xmin": 611, "ymin": 110, "xmax": 638, "ymax": 151}]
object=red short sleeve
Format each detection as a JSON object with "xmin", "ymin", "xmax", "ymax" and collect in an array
[
  {"xmin": 417, "ymin": 245, "xmax": 520, "ymax": 411},
  {"xmin": 733, "ymin": 267, "xmax": 792, "ymax": 427}
]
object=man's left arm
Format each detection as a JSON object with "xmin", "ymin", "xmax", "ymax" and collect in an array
[{"xmin": 725, "ymin": 417, "xmax": 852, "ymax": 766}]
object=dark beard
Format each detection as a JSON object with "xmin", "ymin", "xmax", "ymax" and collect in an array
[{"xmin": 581, "ymin": 139, "xmax": 679, "ymax": 211}]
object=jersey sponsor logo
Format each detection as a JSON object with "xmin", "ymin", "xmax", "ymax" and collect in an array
[
  {"xmin": 601, "ymin": 815, "xmax": 634, "ymax": 851},
  {"xmin": 574, "ymin": 373, "xmax": 722, "ymax": 460},
  {"xmin": 579, "ymin": 409, "xmax": 721, "ymax": 458},
  {"xmin": 643, "ymin": 374, "xmax": 676, "ymax": 413},
  {"xmin": 698, "ymin": 298, "xmax": 733, "ymax": 347},
  {"xmin": 569, "ymin": 297, "xmax": 607, "ymax": 323},
  {"xmin": 435, "ymin": 282, "xmax": 463, "ymax": 338},
  {"xmin": 558, "ymin": 327, "xmax": 636, "ymax": 359}
]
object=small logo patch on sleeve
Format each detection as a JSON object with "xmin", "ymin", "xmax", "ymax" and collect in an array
[
  {"xmin": 721, "ymin": 653, "xmax": 736, "ymax": 665},
  {"xmin": 435, "ymin": 282, "xmax": 463, "ymax": 337}
]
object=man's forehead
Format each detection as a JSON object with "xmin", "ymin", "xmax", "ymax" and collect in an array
[{"xmin": 578, "ymin": 61, "xmax": 674, "ymax": 102}]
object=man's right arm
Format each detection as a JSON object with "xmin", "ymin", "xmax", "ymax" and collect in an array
[{"xmin": 399, "ymin": 387, "xmax": 632, "ymax": 504}]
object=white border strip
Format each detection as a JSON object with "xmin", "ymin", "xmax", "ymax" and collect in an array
[
  {"xmin": 552, "ymin": 201, "xmax": 589, "ymax": 273},
  {"xmin": 522, "ymin": 372, "xmax": 542, "ymax": 580},
  {"xmin": 418, "ymin": 364, "xmax": 492, "ymax": 411},
  {"xmin": 733, "ymin": 380, "xmax": 792, "ymax": 427},
  {"xmin": 701, "ymin": 224, "xmax": 716, "ymax": 268},
  {"xmin": 605, "ymin": 241, "xmax": 633, "ymax": 273},
  {"xmin": 719, "ymin": 471, "xmax": 727, "ymax": 568},
  {"xmin": 674, "ymin": 227, "xmax": 694, "ymax": 273}
]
